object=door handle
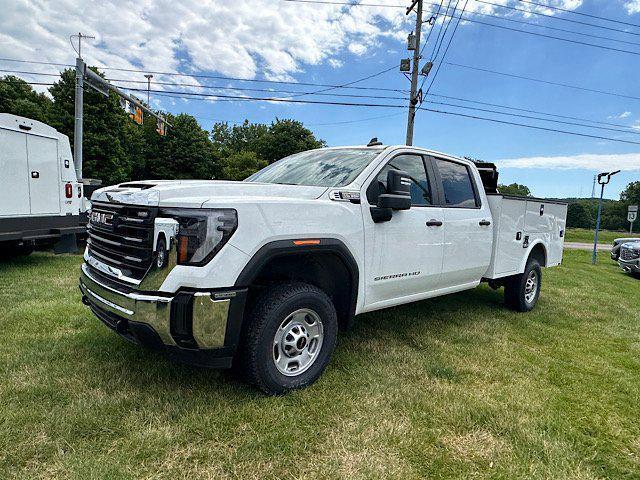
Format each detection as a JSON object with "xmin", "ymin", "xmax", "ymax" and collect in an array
[
  {"xmin": 426, "ymin": 219, "xmax": 443, "ymax": 227},
  {"xmin": 479, "ymin": 220, "xmax": 491, "ymax": 226}
]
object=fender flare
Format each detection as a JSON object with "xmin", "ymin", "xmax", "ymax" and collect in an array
[
  {"xmin": 234, "ymin": 238, "xmax": 360, "ymax": 322},
  {"xmin": 519, "ymin": 240, "xmax": 547, "ymax": 273}
]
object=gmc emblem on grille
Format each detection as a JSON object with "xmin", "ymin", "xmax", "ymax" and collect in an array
[{"xmin": 90, "ymin": 211, "xmax": 114, "ymax": 227}]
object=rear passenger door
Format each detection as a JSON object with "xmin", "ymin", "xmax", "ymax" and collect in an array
[{"xmin": 431, "ymin": 157, "xmax": 493, "ymax": 289}]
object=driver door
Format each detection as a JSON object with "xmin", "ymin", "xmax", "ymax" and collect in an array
[{"xmin": 362, "ymin": 153, "xmax": 444, "ymax": 310}]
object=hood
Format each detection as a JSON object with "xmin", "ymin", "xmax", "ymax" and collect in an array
[
  {"xmin": 621, "ymin": 241, "xmax": 640, "ymax": 250},
  {"xmin": 91, "ymin": 180, "xmax": 329, "ymax": 207}
]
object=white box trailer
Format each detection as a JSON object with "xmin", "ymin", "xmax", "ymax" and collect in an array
[{"xmin": 0, "ymin": 114, "xmax": 87, "ymax": 255}]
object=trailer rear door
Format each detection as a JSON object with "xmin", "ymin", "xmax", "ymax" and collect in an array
[
  {"xmin": 26, "ymin": 134, "xmax": 60, "ymax": 215},
  {"xmin": 0, "ymin": 128, "xmax": 30, "ymax": 216}
]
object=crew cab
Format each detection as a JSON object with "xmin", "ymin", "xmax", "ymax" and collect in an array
[{"xmin": 79, "ymin": 144, "xmax": 567, "ymax": 394}]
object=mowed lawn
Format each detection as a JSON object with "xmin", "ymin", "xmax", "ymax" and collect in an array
[
  {"xmin": 565, "ymin": 228, "xmax": 640, "ymax": 244},
  {"xmin": 0, "ymin": 250, "xmax": 639, "ymax": 479}
]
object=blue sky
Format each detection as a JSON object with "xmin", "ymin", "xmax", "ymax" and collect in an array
[{"xmin": 2, "ymin": 0, "xmax": 639, "ymax": 199}]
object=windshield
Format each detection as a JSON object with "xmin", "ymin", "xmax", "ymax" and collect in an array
[{"xmin": 245, "ymin": 148, "xmax": 380, "ymax": 187}]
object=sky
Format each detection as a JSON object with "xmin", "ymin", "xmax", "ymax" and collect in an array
[{"xmin": 1, "ymin": 0, "xmax": 640, "ymax": 199}]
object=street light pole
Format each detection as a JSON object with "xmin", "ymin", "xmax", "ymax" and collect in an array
[{"xmin": 592, "ymin": 170, "xmax": 620, "ymax": 264}]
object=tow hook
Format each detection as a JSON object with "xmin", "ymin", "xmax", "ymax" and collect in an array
[{"xmin": 81, "ymin": 295, "xmax": 90, "ymax": 306}]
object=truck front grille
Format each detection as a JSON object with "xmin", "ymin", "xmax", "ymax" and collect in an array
[
  {"xmin": 87, "ymin": 202, "xmax": 157, "ymax": 281},
  {"xmin": 620, "ymin": 246, "xmax": 640, "ymax": 261}
]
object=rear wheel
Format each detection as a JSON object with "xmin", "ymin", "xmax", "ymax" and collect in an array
[
  {"xmin": 505, "ymin": 259, "xmax": 541, "ymax": 312},
  {"xmin": 236, "ymin": 282, "xmax": 338, "ymax": 395}
]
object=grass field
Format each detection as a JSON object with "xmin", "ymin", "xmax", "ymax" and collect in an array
[
  {"xmin": 1, "ymin": 250, "xmax": 639, "ymax": 479},
  {"xmin": 565, "ymin": 228, "xmax": 640, "ymax": 244}
]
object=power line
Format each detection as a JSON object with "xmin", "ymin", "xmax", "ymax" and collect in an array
[
  {"xmin": 464, "ymin": 17, "xmax": 640, "ymax": 57},
  {"xmin": 473, "ymin": 0, "xmax": 640, "ymax": 38},
  {"xmin": 6, "ymin": 66, "xmax": 633, "ymax": 132},
  {"xmin": 425, "ymin": 0, "xmax": 468, "ymax": 94},
  {"xmin": 0, "ymin": 67, "xmax": 409, "ymax": 101},
  {"xmin": 445, "ymin": 62, "xmax": 640, "ymax": 102},
  {"xmin": 5, "ymin": 77, "xmax": 640, "ymax": 147},
  {"xmin": 427, "ymin": 99, "xmax": 640, "ymax": 136},
  {"xmin": 0, "ymin": 57, "xmax": 407, "ymax": 93},
  {"xmin": 517, "ymin": 0, "xmax": 640, "ymax": 30},
  {"xmin": 426, "ymin": 92, "xmax": 639, "ymax": 130},
  {"xmin": 426, "ymin": 3, "xmax": 640, "ymax": 48},
  {"xmin": 419, "ymin": 106, "xmax": 640, "ymax": 146}
]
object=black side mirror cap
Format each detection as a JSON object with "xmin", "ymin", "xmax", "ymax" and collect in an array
[{"xmin": 377, "ymin": 169, "xmax": 411, "ymax": 210}]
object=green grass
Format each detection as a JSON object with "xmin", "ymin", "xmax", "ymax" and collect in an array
[
  {"xmin": 1, "ymin": 251, "xmax": 639, "ymax": 479},
  {"xmin": 565, "ymin": 228, "xmax": 640, "ymax": 244}
]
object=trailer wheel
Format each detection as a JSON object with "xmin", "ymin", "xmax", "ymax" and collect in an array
[
  {"xmin": 505, "ymin": 258, "xmax": 542, "ymax": 312},
  {"xmin": 236, "ymin": 282, "xmax": 338, "ymax": 395}
]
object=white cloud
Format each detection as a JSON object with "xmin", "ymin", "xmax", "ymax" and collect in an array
[
  {"xmin": 0, "ymin": 0, "xmax": 411, "ymax": 91},
  {"xmin": 625, "ymin": 0, "xmax": 640, "ymax": 14},
  {"xmin": 0, "ymin": 0, "xmax": 586, "ymax": 90},
  {"xmin": 497, "ymin": 153, "xmax": 640, "ymax": 171},
  {"xmin": 609, "ymin": 111, "xmax": 632, "ymax": 119},
  {"xmin": 328, "ymin": 58, "xmax": 344, "ymax": 69}
]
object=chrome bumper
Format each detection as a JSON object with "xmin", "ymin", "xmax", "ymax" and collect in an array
[
  {"xmin": 618, "ymin": 259, "xmax": 640, "ymax": 273},
  {"xmin": 79, "ymin": 263, "xmax": 233, "ymax": 350}
]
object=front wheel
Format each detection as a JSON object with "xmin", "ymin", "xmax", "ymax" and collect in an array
[
  {"xmin": 236, "ymin": 283, "xmax": 338, "ymax": 395},
  {"xmin": 504, "ymin": 259, "xmax": 542, "ymax": 312}
]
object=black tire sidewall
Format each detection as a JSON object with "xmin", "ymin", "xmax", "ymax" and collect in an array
[
  {"xmin": 519, "ymin": 260, "xmax": 542, "ymax": 311},
  {"xmin": 253, "ymin": 286, "xmax": 337, "ymax": 393}
]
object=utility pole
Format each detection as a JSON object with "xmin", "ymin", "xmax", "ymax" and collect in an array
[
  {"xmin": 592, "ymin": 170, "xmax": 620, "ymax": 264},
  {"xmin": 71, "ymin": 32, "xmax": 94, "ymax": 181},
  {"xmin": 405, "ymin": 0, "xmax": 423, "ymax": 146},
  {"xmin": 591, "ymin": 174, "xmax": 596, "ymax": 198},
  {"xmin": 144, "ymin": 74, "xmax": 153, "ymax": 105}
]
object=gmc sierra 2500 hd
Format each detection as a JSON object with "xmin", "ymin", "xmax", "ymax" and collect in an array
[{"xmin": 79, "ymin": 143, "xmax": 567, "ymax": 394}]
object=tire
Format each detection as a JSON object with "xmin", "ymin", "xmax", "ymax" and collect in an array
[
  {"xmin": 236, "ymin": 282, "xmax": 338, "ymax": 395},
  {"xmin": 504, "ymin": 259, "xmax": 542, "ymax": 312},
  {"xmin": 155, "ymin": 237, "xmax": 168, "ymax": 269}
]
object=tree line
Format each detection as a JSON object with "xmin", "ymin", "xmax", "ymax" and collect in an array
[{"xmin": 0, "ymin": 71, "xmax": 324, "ymax": 185}]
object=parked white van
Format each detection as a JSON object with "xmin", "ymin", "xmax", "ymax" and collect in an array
[{"xmin": 0, "ymin": 114, "xmax": 87, "ymax": 255}]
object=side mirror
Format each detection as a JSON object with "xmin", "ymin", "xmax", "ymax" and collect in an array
[{"xmin": 377, "ymin": 169, "xmax": 411, "ymax": 210}]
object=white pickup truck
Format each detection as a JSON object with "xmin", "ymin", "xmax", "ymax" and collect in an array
[{"xmin": 79, "ymin": 143, "xmax": 567, "ymax": 394}]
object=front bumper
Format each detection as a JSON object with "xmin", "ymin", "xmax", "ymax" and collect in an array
[
  {"xmin": 618, "ymin": 258, "xmax": 640, "ymax": 274},
  {"xmin": 79, "ymin": 263, "xmax": 247, "ymax": 368}
]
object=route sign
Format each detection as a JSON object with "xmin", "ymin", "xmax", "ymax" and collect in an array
[{"xmin": 629, "ymin": 205, "xmax": 638, "ymax": 232}]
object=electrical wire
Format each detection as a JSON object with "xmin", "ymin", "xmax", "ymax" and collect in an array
[
  {"xmin": 0, "ymin": 57, "xmax": 407, "ymax": 93},
  {"xmin": 425, "ymin": 3, "xmax": 640, "ymax": 47},
  {"xmin": 0, "ymin": 67, "xmax": 408, "ymax": 101},
  {"xmin": 473, "ymin": 0, "xmax": 640, "ymax": 38},
  {"xmin": 445, "ymin": 62, "xmax": 640, "ymax": 102},
  {"xmin": 517, "ymin": 0, "xmax": 640, "ymax": 29},
  {"xmin": 424, "ymin": 0, "xmax": 469, "ymax": 94},
  {"xmin": 5, "ymin": 77, "xmax": 640, "ymax": 146},
  {"xmin": 463, "ymin": 17, "xmax": 640, "ymax": 57}
]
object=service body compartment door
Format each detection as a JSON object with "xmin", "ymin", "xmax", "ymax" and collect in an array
[
  {"xmin": 0, "ymin": 128, "xmax": 30, "ymax": 216},
  {"xmin": 545, "ymin": 202, "xmax": 567, "ymax": 266},
  {"xmin": 27, "ymin": 134, "xmax": 60, "ymax": 215},
  {"xmin": 493, "ymin": 197, "xmax": 527, "ymax": 276}
]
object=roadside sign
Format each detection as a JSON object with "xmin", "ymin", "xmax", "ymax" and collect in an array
[{"xmin": 629, "ymin": 206, "xmax": 638, "ymax": 233}]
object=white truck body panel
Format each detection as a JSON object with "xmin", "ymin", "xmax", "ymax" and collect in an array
[
  {"xmin": 484, "ymin": 195, "xmax": 567, "ymax": 279},
  {"xmin": 0, "ymin": 114, "xmax": 79, "ymax": 218}
]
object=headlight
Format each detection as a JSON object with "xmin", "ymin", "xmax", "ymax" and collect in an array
[{"xmin": 159, "ymin": 208, "xmax": 237, "ymax": 266}]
